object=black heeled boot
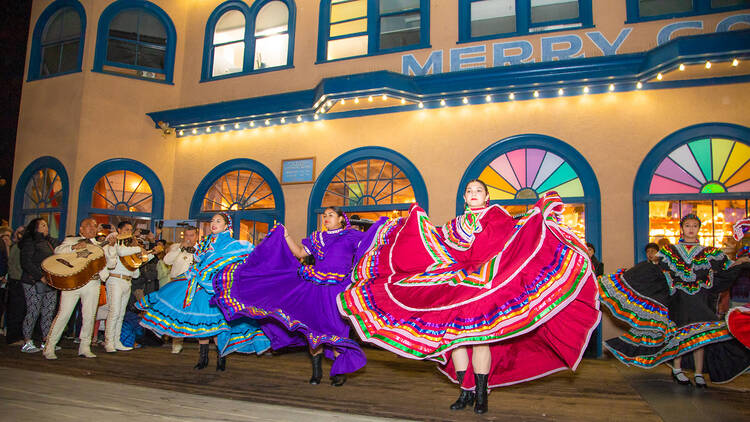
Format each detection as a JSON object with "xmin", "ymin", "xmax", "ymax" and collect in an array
[
  {"xmin": 216, "ymin": 347, "xmax": 226, "ymax": 371},
  {"xmin": 450, "ymin": 371, "xmax": 475, "ymax": 410},
  {"xmin": 194, "ymin": 344, "xmax": 209, "ymax": 370},
  {"xmin": 330, "ymin": 374, "xmax": 347, "ymax": 387},
  {"xmin": 474, "ymin": 373, "xmax": 489, "ymax": 414},
  {"xmin": 309, "ymin": 353, "xmax": 323, "ymax": 384}
]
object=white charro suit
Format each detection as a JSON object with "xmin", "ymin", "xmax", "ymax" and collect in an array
[{"xmin": 44, "ymin": 237, "xmax": 117, "ymax": 358}]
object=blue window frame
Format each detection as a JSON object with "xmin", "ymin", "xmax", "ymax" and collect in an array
[
  {"xmin": 190, "ymin": 159, "xmax": 285, "ymax": 241},
  {"xmin": 93, "ymin": 0, "xmax": 176, "ymax": 84},
  {"xmin": 317, "ymin": 0, "xmax": 430, "ymax": 63},
  {"xmin": 459, "ymin": 0, "xmax": 593, "ymax": 43},
  {"xmin": 307, "ymin": 146, "xmax": 428, "ymax": 234},
  {"xmin": 201, "ymin": 0, "xmax": 296, "ymax": 81},
  {"xmin": 27, "ymin": 0, "xmax": 86, "ymax": 81},
  {"xmin": 13, "ymin": 157, "xmax": 69, "ymax": 239},
  {"xmin": 458, "ymin": 134, "xmax": 601, "ymax": 357},
  {"xmin": 626, "ymin": 0, "xmax": 750, "ymax": 23},
  {"xmin": 633, "ymin": 123, "xmax": 750, "ymax": 265},
  {"xmin": 77, "ymin": 158, "xmax": 164, "ymax": 232}
]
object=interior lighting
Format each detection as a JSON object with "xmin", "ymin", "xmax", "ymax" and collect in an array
[
  {"xmin": 533, "ymin": 90, "xmax": 539, "ymax": 98},
  {"xmin": 636, "ymin": 81, "xmax": 643, "ymax": 89},
  {"xmin": 732, "ymin": 58, "xmax": 739, "ymax": 67},
  {"xmin": 485, "ymin": 94, "xmax": 492, "ymax": 102},
  {"xmin": 583, "ymin": 86, "xmax": 589, "ymax": 94},
  {"xmin": 462, "ymin": 97, "xmax": 468, "ymax": 104},
  {"xmin": 705, "ymin": 61, "xmax": 711, "ymax": 69},
  {"xmin": 656, "ymin": 73, "xmax": 663, "ymax": 80},
  {"xmin": 368, "ymin": 96, "xmax": 373, "ymax": 102},
  {"xmin": 354, "ymin": 97, "xmax": 360, "ymax": 104},
  {"xmin": 418, "ymin": 101, "xmax": 424, "ymax": 108},
  {"xmin": 297, "ymin": 115, "xmax": 302, "ymax": 122},
  {"xmin": 679, "ymin": 63, "xmax": 685, "ymax": 71},
  {"xmin": 440, "ymin": 99, "xmax": 446, "ymax": 106},
  {"xmin": 558, "ymin": 88, "xmax": 564, "ymax": 96},
  {"xmin": 609, "ymin": 84, "xmax": 615, "ymax": 91},
  {"xmin": 508, "ymin": 93, "xmax": 515, "ymax": 100}
]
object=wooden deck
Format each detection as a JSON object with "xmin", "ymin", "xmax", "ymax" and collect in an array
[{"xmin": 1, "ymin": 340, "xmax": 748, "ymax": 421}]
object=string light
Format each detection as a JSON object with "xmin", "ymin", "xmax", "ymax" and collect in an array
[
  {"xmin": 400, "ymin": 98, "xmax": 406, "ymax": 104},
  {"xmin": 583, "ymin": 86, "xmax": 589, "ymax": 94},
  {"xmin": 234, "ymin": 123, "xmax": 240, "ymax": 129},
  {"xmin": 327, "ymin": 100, "xmax": 332, "ymax": 107},
  {"xmin": 297, "ymin": 115, "xmax": 302, "ymax": 122},
  {"xmin": 485, "ymin": 94, "xmax": 491, "ymax": 102},
  {"xmin": 368, "ymin": 96, "xmax": 373, "ymax": 102},
  {"xmin": 508, "ymin": 93, "xmax": 515, "ymax": 100},
  {"xmin": 354, "ymin": 97, "xmax": 359, "ymax": 104},
  {"xmin": 265, "ymin": 119, "xmax": 270, "ymax": 126},
  {"xmin": 732, "ymin": 58, "xmax": 739, "ymax": 67},
  {"xmin": 220, "ymin": 125, "xmax": 225, "ymax": 131},
  {"xmin": 382, "ymin": 94, "xmax": 387, "ymax": 100},
  {"xmin": 679, "ymin": 63, "xmax": 685, "ymax": 71},
  {"xmin": 192, "ymin": 128, "xmax": 197, "ymax": 135},
  {"xmin": 280, "ymin": 117, "xmax": 286, "ymax": 123},
  {"xmin": 636, "ymin": 81, "xmax": 643, "ymax": 89},
  {"xmin": 418, "ymin": 101, "xmax": 424, "ymax": 108},
  {"xmin": 314, "ymin": 113, "xmax": 319, "ymax": 120},
  {"xmin": 179, "ymin": 130, "xmax": 184, "ymax": 136},
  {"xmin": 533, "ymin": 90, "xmax": 539, "ymax": 98},
  {"xmin": 340, "ymin": 99, "xmax": 345, "ymax": 105},
  {"xmin": 656, "ymin": 73, "xmax": 663, "ymax": 80},
  {"xmin": 705, "ymin": 61, "xmax": 711, "ymax": 69},
  {"xmin": 206, "ymin": 126, "xmax": 211, "ymax": 132},
  {"xmin": 440, "ymin": 99, "xmax": 446, "ymax": 106},
  {"xmin": 609, "ymin": 84, "xmax": 615, "ymax": 91},
  {"xmin": 250, "ymin": 121, "xmax": 255, "ymax": 127},
  {"xmin": 558, "ymin": 88, "xmax": 564, "ymax": 96},
  {"xmin": 462, "ymin": 97, "xmax": 468, "ymax": 104}
]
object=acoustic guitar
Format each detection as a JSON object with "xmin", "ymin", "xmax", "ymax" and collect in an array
[
  {"xmin": 42, "ymin": 244, "xmax": 107, "ymax": 291},
  {"xmin": 120, "ymin": 244, "xmax": 164, "ymax": 271}
]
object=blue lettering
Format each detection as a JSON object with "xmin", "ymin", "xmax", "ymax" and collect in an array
[
  {"xmin": 450, "ymin": 45, "xmax": 487, "ymax": 72},
  {"xmin": 402, "ymin": 51, "xmax": 443, "ymax": 76},
  {"xmin": 586, "ymin": 29, "xmax": 632, "ymax": 56},
  {"xmin": 657, "ymin": 21, "xmax": 703, "ymax": 45},
  {"xmin": 716, "ymin": 14, "xmax": 750, "ymax": 32},
  {"xmin": 492, "ymin": 41, "xmax": 534, "ymax": 66},
  {"xmin": 541, "ymin": 35, "xmax": 583, "ymax": 62}
]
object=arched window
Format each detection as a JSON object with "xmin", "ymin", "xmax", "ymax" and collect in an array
[
  {"xmin": 93, "ymin": 0, "xmax": 176, "ymax": 83},
  {"xmin": 13, "ymin": 157, "xmax": 69, "ymax": 239},
  {"xmin": 625, "ymin": 0, "xmax": 750, "ymax": 23},
  {"xmin": 317, "ymin": 0, "xmax": 430, "ymax": 62},
  {"xmin": 27, "ymin": 0, "xmax": 86, "ymax": 81},
  {"xmin": 458, "ymin": 0, "xmax": 592, "ymax": 42},
  {"xmin": 202, "ymin": 0, "xmax": 295, "ymax": 81},
  {"xmin": 308, "ymin": 147, "xmax": 427, "ymax": 233},
  {"xmin": 190, "ymin": 159, "xmax": 285, "ymax": 242},
  {"xmin": 77, "ymin": 159, "xmax": 164, "ymax": 232},
  {"xmin": 634, "ymin": 124, "xmax": 750, "ymax": 262}
]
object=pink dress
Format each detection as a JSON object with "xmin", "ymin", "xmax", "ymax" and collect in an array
[{"xmin": 338, "ymin": 192, "xmax": 601, "ymax": 389}]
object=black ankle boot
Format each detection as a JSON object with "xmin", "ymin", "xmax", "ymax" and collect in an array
[
  {"xmin": 194, "ymin": 344, "xmax": 209, "ymax": 370},
  {"xmin": 216, "ymin": 347, "xmax": 226, "ymax": 371},
  {"xmin": 309, "ymin": 353, "xmax": 323, "ymax": 384},
  {"xmin": 330, "ymin": 374, "xmax": 347, "ymax": 386},
  {"xmin": 450, "ymin": 371, "xmax": 476, "ymax": 410},
  {"xmin": 474, "ymin": 373, "xmax": 489, "ymax": 414}
]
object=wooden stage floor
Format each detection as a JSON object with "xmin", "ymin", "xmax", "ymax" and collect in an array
[{"xmin": 1, "ymin": 340, "xmax": 749, "ymax": 421}]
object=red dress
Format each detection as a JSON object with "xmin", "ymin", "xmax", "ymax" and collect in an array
[
  {"xmin": 338, "ymin": 193, "xmax": 601, "ymax": 389},
  {"xmin": 727, "ymin": 305, "xmax": 750, "ymax": 349}
]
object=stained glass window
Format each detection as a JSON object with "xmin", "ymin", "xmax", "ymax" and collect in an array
[
  {"xmin": 649, "ymin": 138, "xmax": 750, "ymax": 194},
  {"xmin": 201, "ymin": 170, "xmax": 275, "ymax": 212},
  {"xmin": 22, "ymin": 168, "xmax": 64, "ymax": 238},
  {"xmin": 92, "ymin": 170, "xmax": 153, "ymax": 213}
]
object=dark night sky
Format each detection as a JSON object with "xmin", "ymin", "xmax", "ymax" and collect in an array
[{"xmin": 0, "ymin": 0, "xmax": 31, "ymax": 223}]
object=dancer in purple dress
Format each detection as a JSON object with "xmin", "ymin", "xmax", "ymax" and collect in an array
[{"xmin": 212, "ymin": 207, "xmax": 366, "ymax": 386}]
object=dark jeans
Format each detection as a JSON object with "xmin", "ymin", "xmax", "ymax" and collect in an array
[{"xmin": 4, "ymin": 279, "xmax": 26, "ymax": 344}]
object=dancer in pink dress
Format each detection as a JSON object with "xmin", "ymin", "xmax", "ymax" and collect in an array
[{"xmin": 338, "ymin": 180, "xmax": 600, "ymax": 414}]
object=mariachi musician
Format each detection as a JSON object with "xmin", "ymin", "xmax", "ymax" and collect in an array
[
  {"xmin": 44, "ymin": 218, "xmax": 117, "ymax": 359},
  {"xmin": 104, "ymin": 221, "xmax": 154, "ymax": 353},
  {"xmin": 162, "ymin": 225, "xmax": 199, "ymax": 354}
]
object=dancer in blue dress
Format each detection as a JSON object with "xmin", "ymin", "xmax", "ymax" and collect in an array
[{"xmin": 136, "ymin": 213, "xmax": 270, "ymax": 370}]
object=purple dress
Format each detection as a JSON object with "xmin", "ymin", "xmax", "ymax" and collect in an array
[{"xmin": 212, "ymin": 224, "xmax": 366, "ymax": 376}]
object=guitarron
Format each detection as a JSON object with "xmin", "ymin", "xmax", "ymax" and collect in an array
[{"xmin": 42, "ymin": 244, "xmax": 107, "ymax": 290}]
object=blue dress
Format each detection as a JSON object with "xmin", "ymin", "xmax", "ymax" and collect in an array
[{"xmin": 136, "ymin": 230, "xmax": 270, "ymax": 356}]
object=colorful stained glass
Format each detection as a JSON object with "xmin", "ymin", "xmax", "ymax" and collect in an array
[
  {"xmin": 479, "ymin": 148, "xmax": 584, "ymax": 200},
  {"xmin": 649, "ymin": 138, "xmax": 750, "ymax": 194}
]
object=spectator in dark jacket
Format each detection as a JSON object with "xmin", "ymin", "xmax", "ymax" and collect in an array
[
  {"xmin": 5, "ymin": 226, "xmax": 26, "ymax": 344},
  {"xmin": 19, "ymin": 218, "xmax": 60, "ymax": 353},
  {"xmin": 586, "ymin": 242, "xmax": 604, "ymax": 277}
]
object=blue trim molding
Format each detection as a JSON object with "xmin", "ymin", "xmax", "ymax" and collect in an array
[
  {"xmin": 189, "ymin": 158, "xmax": 285, "ymax": 239},
  {"xmin": 12, "ymin": 156, "xmax": 70, "ymax": 238},
  {"xmin": 458, "ymin": 0, "xmax": 593, "ymax": 44},
  {"xmin": 148, "ymin": 29, "xmax": 750, "ymax": 136},
  {"xmin": 632, "ymin": 123, "xmax": 750, "ymax": 263},
  {"xmin": 307, "ymin": 146, "xmax": 428, "ymax": 234},
  {"xmin": 76, "ymin": 158, "xmax": 165, "ymax": 231},
  {"xmin": 625, "ymin": 0, "xmax": 750, "ymax": 24},
  {"xmin": 201, "ymin": 0, "xmax": 296, "ymax": 82},
  {"xmin": 316, "ymin": 0, "xmax": 430, "ymax": 63},
  {"xmin": 458, "ymin": 134, "xmax": 602, "ymax": 357},
  {"xmin": 92, "ymin": 0, "xmax": 177, "ymax": 84},
  {"xmin": 27, "ymin": 0, "xmax": 87, "ymax": 81}
]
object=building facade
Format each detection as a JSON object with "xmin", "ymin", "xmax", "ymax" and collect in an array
[{"xmin": 12, "ymin": 0, "xmax": 750, "ymax": 346}]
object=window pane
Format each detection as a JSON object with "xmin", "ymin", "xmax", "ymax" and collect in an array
[
  {"xmin": 254, "ymin": 34, "xmax": 288, "ymax": 69},
  {"xmin": 330, "ymin": 18, "xmax": 367, "ymax": 37},
  {"xmin": 255, "ymin": 1, "xmax": 288, "ymax": 35},
  {"xmin": 331, "ymin": 0, "xmax": 367, "ymax": 23},
  {"xmin": 380, "ymin": 12, "xmax": 420, "ymax": 49},
  {"xmin": 561, "ymin": 203, "xmax": 586, "ymax": 241},
  {"xmin": 24, "ymin": 212, "xmax": 62, "ymax": 239},
  {"xmin": 380, "ymin": 0, "xmax": 421, "ymax": 14},
  {"xmin": 471, "ymin": 0, "xmax": 516, "ymax": 37},
  {"xmin": 322, "ymin": 159, "xmax": 415, "ymax": 208},
  {"xmin": 214, "ymin": 10, "xmax": 245, "ymax": 44},
  {"xmin": 59, "ymin": 41, "xmax": 80, "ymax": 72},
  {"xmin": 638, "ymin": 0, "xmax": 693, "ymax": 17},
  {"xmin": 23, "ymin": 169, "xmax": 62, "ymax": 210},
  {"xmin": 711, "ymin": 0, "xmax": 749, "ymax": 7},
  {"xmin": 139, "ymin": 12, "xmax": 167, "ymax": 45},
  {"xmin": 648, "ymin": 201, "xmax": 680, "ymax": 245},
  {"xmin": 110, "ymin": 10, "xmax": 140, "ymax": 41},
  {"xmin": 201, "ymin": 170, "xmax": 275, "ymax": 212},
  {"xmin": 138, "ymin": 45, "xmax": 165, "ymax": 69},
  {"xmin": 714, "ymin": 200, "xmax": 749, "ymax": 248},
  {"xmin": 327, "ymin": 35, "xmax": 367, "ymax": 60},
  {"xmin": 316, "ymin": 210, "xmax": 409, "ymax": 231},
  {"xmin": 107, "ymin": 38, "xmax": 137, "ymax": 65},
  {"xmin": 41, "ymin": 44, "xmax": 62, "ymax": 76},
  {"xmin": 213, "ymin": 41, "xmax": 245, "ymax": 76},
  {"xmin": 239, "ymin": 220, "xmax": 270, "ymax": 244},
  {"xmin": 91, "ymin": 170, "xmax": 152, "ymax": 213},
  {"xmin": 531, "ymin": 0, "xmax": 579, "ymax": 24},
  {"xmin": 60, "ymin": 10, "xmax": 81, "ymax": 39}
]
